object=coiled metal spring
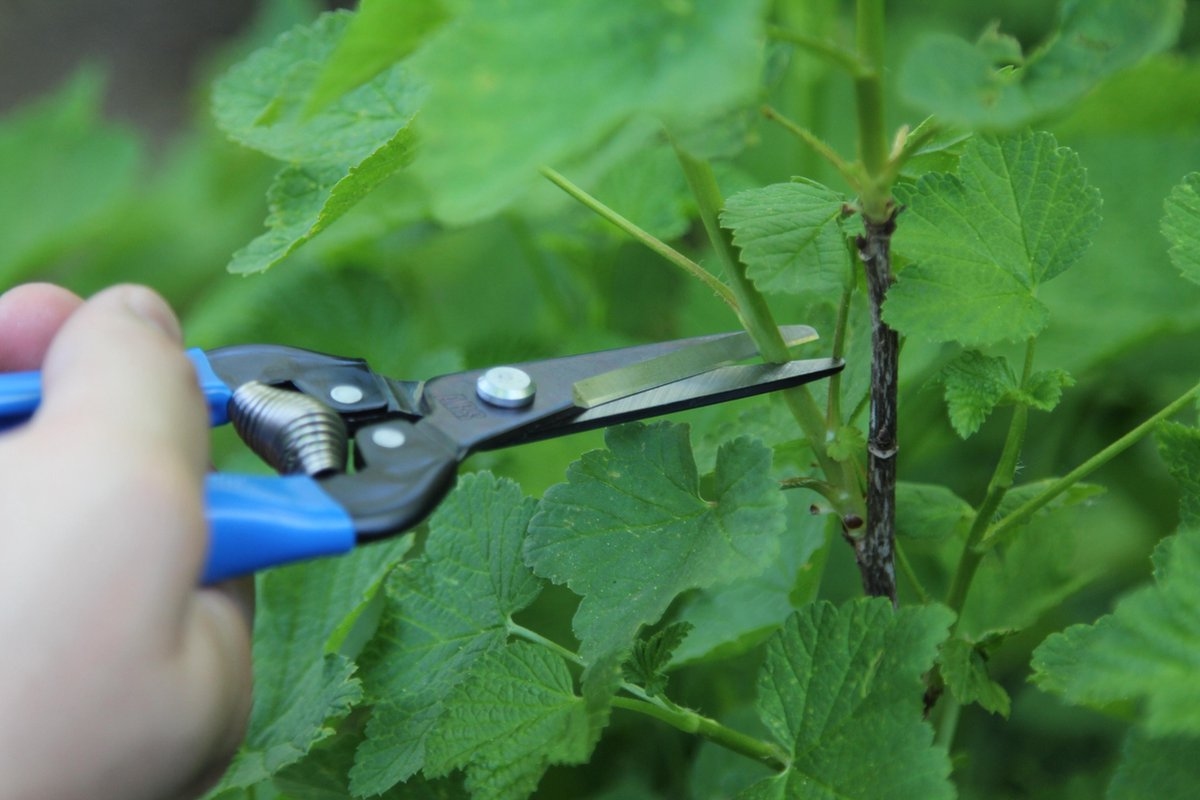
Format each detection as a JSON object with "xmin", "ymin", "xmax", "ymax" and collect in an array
[{"xmin": 229, "ymin": 381, "xmax": 348, "ymax": 476}]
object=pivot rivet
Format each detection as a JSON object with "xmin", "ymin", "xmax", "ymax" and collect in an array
[
  {"xmin": 330, "ymin": 384, "xmax": 364, "ymax": 404},
  {"xmin": 371, "ymin": 427, "xmax": 407, "ymax": 449},
  {"xmin": 476, "ymin": 366, "xmax": 536, "ymax": 408}
]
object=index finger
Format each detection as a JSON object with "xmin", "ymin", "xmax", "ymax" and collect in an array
[{"xmin": 0, "ymin": 283, "xmax": 84, "ymax": 371}]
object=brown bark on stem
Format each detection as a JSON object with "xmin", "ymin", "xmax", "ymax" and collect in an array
[{"xmin": 855, "ymin": 208, "xmax": 899, "ymax": 604}]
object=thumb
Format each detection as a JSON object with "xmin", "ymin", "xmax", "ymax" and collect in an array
[
  {"xmin": 35, "ymin": 285, "xmax": 212, "ymax": 587},
  {"xmin": 38, "ymin": 284, "xmax": 209, "ymax": 481}
]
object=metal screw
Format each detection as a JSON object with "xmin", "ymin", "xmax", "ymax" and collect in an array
[
  {"xmin": 476, "ymin": 366, "xmax": 536, "ymax": 408},
  {"xmin": 330, "ymin": 384, "xmax": 364, "ymax": 404},
  {"xmin": 371, "ymin": 426, "xmax": 407, "ymax": 449}
]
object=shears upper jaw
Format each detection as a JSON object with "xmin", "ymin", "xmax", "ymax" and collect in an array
[{"xmin": 204, "ymin": 343, "xmax": 419, "ymax": 418}]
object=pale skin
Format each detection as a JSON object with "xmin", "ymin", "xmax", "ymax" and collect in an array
[{"xmin": 0, "ymin": 284, "xmax": 252, "ymax": 799}]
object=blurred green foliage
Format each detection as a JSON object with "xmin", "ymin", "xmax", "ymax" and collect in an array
[{"xmin": 5, "ymin": 0, "xmax": 1200, "ymax": 797}]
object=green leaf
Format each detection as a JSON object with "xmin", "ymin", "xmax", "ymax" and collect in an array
[
  {"xmin": 273, "ymin": 719, "xmax": 469, "ymax": 800},
  {"xmin": 721, "ymin": 180, "xmax": 850, "ymax": 296},
  {"xmin": 739, "ymin": 600, "xmax": 955, "ymax": 800},
  {"xmin": 1162, "ymin": 172, "xmax": 1200, "ymax": 286},
  {"xmin": 208, "ymin": 534, "xmax": 412, "ymax": 794},
  {"xmin": 1159, "ymin": 421, "xmax": 1200, "ymax": 526},
  {"xmin": 931, "ymin": 351, "xmax": 1075, "ymax": 438},
  {"xmin": 945, "ymin": 479, "xmax": 1104, "ymax": 641},
  {"xmin": 1022, "ymin": 368, "xmax": 1075, "ymax": 411},
  {"xmin": 525, "ymin": 422, "xmax": 786, "ymax": 662},
  {"xmin": 1056, "ymin": 56, "xmax": 1200, "ymax": 136},
  {"xmin": 896, "ymin": 122, "xmax": 971, "ymax": 180},
  {"xmin": 588, "ymin": 144, "xmax": 692, "ymax": 244},
  {"xmin": 425, "ymin": 642, "xmax": 592, "ymax": 800},
  {"xmin": 228, "ymin": 129, "xmax": 417, "ymax": 274},
  {"xmin": 1108, "ymin": 730, "xmax": 1200, "ymax": 800},
  {"xmin": 996, "ymin": 478, "xmax": 1106, "ymax": 523},
  {"xmin": 213, "ymin": 12, "xmax": 424, "ymax": 272},
  {"xmin": 932, "ymin": 351, "xmax": 1020, "ymax": 438},
  {"xmin": 885, "ymin": 131, "xmax": 1102, "ymax": 347},
  {"xmin": 899, "ymin": 0, "xmax": 1184, "ymax": 130},
  {"xmin": 689, "ymin": 707, "xmax": 777, "ymax": 800},
  {"xmin": 305, "ymin": 0, "xmax": 450, "ymax": 114},
  {"xmin": 0, "ymin": 70, "xmax": 140, "ymax": 283},
  {"xmin": 1032, "ymin": 528, "xmax": 1200, "ymax": 736},
  {"xmin": 826, "ymin": 424, "xmax": 866, "ymax": 463},
  {"xmin": 213, "ymin": 12, "xmax": 421, "ymax": 167},
  {"xmin": 896, "ymin": 482, "xmax": 973, "ymax": 541},
  {"xmin": 351, "ymin": 473, "xmax": 541, "ymax": 795},
  {"xmin": 407, "ymin": 0, "xmax": 769, "ymax": 222},
  {"xmin": 959, "ymin": 493, "xmax": 1101, "ymax": 639},
  {"xmin": 974, "ymin": 20, "xmax": 1024, "ymax": 67},
  {"xmin": 623, "ymin": 622, "xmax": 693, "ymax": 696},
  {"xmin": 937, "ymin": 635, "xmax": 1011, "ymax": 717},
  {"xmin": 670, "ymin": 500, "xmax": 827, "ymax": 666},
  {"xmin": 886, "ymin": 259, "xmax": 1049, "ymax": 347},
  {"xmin": 579, "ymin": 649, "xmax": 624, "ymax": 755},
  {"xmin": 214, "ymin": 656, "xmax": 361, "ymax": 795}
]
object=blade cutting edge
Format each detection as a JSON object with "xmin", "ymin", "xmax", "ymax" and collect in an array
[
  {"xmin": 565, "ymin": 358, "xmax": 844, "ymax": 433},
  {"xmin": 571, "ymin": 325, "xmax": 819, "ymax": 409}
]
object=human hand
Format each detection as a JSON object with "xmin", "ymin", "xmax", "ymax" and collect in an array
[{"xmin": 0, "ymin": 284, "xmax": 252, "ymax": 800}]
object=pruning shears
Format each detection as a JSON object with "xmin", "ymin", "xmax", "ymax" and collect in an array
[{"xmin": 0, "ymin": 328, "xmax": 842, "ymax": 583}]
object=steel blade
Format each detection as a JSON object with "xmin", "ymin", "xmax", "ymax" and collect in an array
[
  {"xmin": 571, "ymin": 325, "xmax": 818, "ymax": 409},
  {"xmin": 570, "ymin": 357, "xmax": 842, "ymax": 429},
  {"xmin": 476, "ymin": 358, "xmax": 843, "ymax": 449}
]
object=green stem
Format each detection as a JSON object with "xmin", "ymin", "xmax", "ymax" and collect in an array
[
  {"xmin": 944, "ymin": 340, "xmax": 1036, "ymax": 621},
  {"xmin": 539, "ymin": 166, "xmax": 739, "ymax": 313},
  {"xmin": 933, "ymin": 697, "xmax": 961, "ymax": 751},
  {"xmin": 854, "ymin": 0, "xmax": 889, "ymax": 210},
  {"xmin": 761, "ymin": 105, "xmax": 859, "ymax": 190},
  {"xmin": 934, "ymin": 343, "xmax": 1035, "ymax": 749},
  {"xmin": 895, "ymin": 540, "xmax": 930, "ymax": 604},
  {"xmin": 780, "ymin": 476, "xmax": 843, "ymax": 508},
  {"xmin": 672, "ymin": 143, "xmax": 862, "ymax": 520},
  {"xmin": 509, "ymin": 621, "xmax": 789, "ymax": 772},
  {"xmin": 767, "ymin": 25, "xmax": 868, "ymax": 76},
  {"xmin": 882, "ymin": 117, "xmax": 945, "ymax": 183},
  {"xmin": 610, "ymin": 696, "xmax": 789, "ymax": 772},
  {"xmin": 826, "ymin": 281, "xmax": 855, "ymax": 428},
  {"xmin": 507, "ymin": 620, "xmax": 585, "ymax": 666},
  {"xmin": 982, "ymin": 378, "xmax": 1200, "ymax": 550},
  {"xmin": 671, "ymin": 145, "xmax": 789, "ymax": 361}
]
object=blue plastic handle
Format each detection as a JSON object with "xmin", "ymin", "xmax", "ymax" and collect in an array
[
  {"xmin": 204, "ymin": 473, "xmax": 356, "ymax": 583},
  {"xmin": 189, "ymin": 348, "xmax": 236, "ymax": 426},
  {"xmin": 1, "ymin": 347, "xmax": 358, "ymax": 581},
  {"xmin": 0, "ymin": 370, "xmax": 40, "ymax": 427},
  {"xmin": 0, "ymin": 348, "xmax": 234, "ymax": 428}
]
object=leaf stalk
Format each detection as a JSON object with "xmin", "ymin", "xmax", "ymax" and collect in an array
[
  {"xmin": 507, "ymin": 619, "xmax": 585, "ymax": 666},
  {"xmin": 982, "ymin": 378, "xmax": 1200, "ymax": 549},
  {"xmin": 539, "ymin": 166, "xmax": 739, "ymax": 313},
  {"xmin": 944, "ymin": 340, "xmax": 1036, "ymax": 622},
  {"xmin": 671, "ymin": 144, "xmax": 865, "ymax": 523},
  {"xmin": 610, "ymin": 696, "xmax": 790, "ymax": 772},
  {"xmin": 508, "ymin": 621, "xmax": 789, "ymax": 773},
  {"xmin": 761, "ymin": 105, "xmax": 860, "ymax": 190},
  {"xmin": 767, "ymin": 25, "xmax": 869, "ymax": 77}
]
